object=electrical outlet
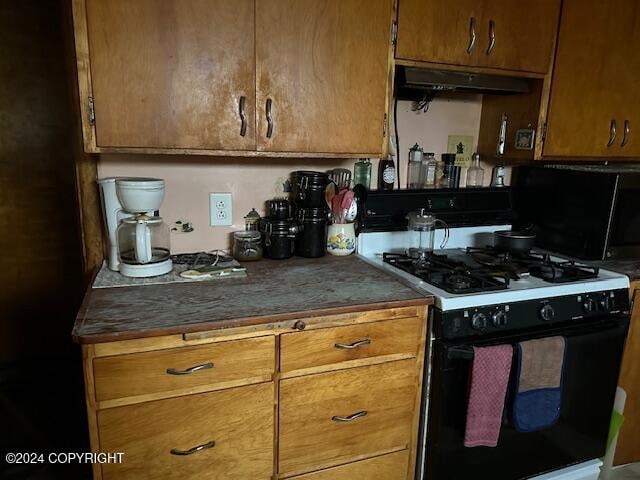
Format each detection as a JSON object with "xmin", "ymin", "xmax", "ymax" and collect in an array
[{"xmin": 210, "ymin": 193, "xmax": 232, "ymax": 226}]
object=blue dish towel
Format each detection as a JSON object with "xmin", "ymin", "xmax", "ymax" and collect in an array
[{"xmin": 512, "ymin": 336, "xmax": 566, "ymax": 432}]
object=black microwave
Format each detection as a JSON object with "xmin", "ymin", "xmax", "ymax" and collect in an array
[{"xmin": 513, "ymin": 165, "xmax": 640, "ymax": 260}]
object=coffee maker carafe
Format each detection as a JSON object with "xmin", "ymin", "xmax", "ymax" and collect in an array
[{"xmin": 98, "ymin": 177, "xmax": 173, "ymax": 278}]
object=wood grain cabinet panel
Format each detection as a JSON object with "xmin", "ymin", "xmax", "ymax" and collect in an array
[
  {"xmin": 543, "ymin": 0, "xmax": 638, "ymax": 158},
  {"xmin": 279, "ymin": 360, "xmax": 416, "ymax": 477},
  {"xmin": 396, "ymin": 0, "xmax": 482, "ymax": 67},
  {"xmin": 477, "ymin": 0, "xmax": 560, "ymax": 74},
  {"xmin": 396, "ymin": 0, "xmax": 559, "ymax": 73},
  {"xmin": 280, "ymin": 317, "xmax": 421, "ymax": 374},
  {"xmin": 288, "ymin": 450, "xmax": 409, "ymax": 480},
  {"xmin": 255, "ymin": 0, "xmax": 393, "ymax": 155},
  {"xmin": 85, "ymin": 0, "xmax": 256, "ymax": 150},
  {"xmin": 98, "ymin": 383, "xmax": 274, "ymax": 480},
  {"xmin": 93, "ymin": 336, "xmax": 274, "ymax": 402}
]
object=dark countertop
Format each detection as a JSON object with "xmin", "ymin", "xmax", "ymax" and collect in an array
[
  {"xmin": 73, "ymin": 255, "xmax": 433, "ymax": 344},
  {"xmin": 594, "ymin": 259, "xmax": 640, "ymax": 282}
]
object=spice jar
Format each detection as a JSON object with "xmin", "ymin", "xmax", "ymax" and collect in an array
[{"xmin": 233, "ymin": 231, "xmax": 262, "ymax": 261}]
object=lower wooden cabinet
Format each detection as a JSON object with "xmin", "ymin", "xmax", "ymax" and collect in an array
[
  {"xmin": 98, "ymin": 383, "xmax": 274, "ymax": 479},
  {"xmin": 288, "ymin": 450, "xmax": 409, "ymax": 480},
  {"xmin": 279, "ymin": 360, "xmax": 416, "ymax": 476},
  {"xmin": 82, "ymin": 307, "xmax": 428, "ymax": 480}
]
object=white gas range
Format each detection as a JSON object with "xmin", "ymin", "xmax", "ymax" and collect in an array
[{"xmin": 356, "ymin": 224, "xmax": 630, "ymax": 480}]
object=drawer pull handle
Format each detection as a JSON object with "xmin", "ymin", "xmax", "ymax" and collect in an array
[
  {"xmin": 467, "ymin": 17, "xmax": 476, "ymax": 54},
  {"xmin": 332, "ymin": 410, "xmax": 368, "ymax": 423},
  {"xmin": 166, "ymin": 362, "xmax": 214, "ymax": 375},
  {"xmin": 607, "ymin": 119, "xmax": 617, "ymax": 147},
  {"xmin": 170, "ymin": 440, "xmax": 215, "ymax": 456},
  {"xmin": 238, "ymin": 95, "xmax": 247, "ymax": 137},
  {"xmin": 334, "ymin": 338, "xmax": 371, "ymax": 350},
  {"xmin": 486, "ymin": 19, "xmax": 496, "ymax": 55},
  {"xmin": 265, "ymin": 98, "xmax": 274, "ymax": 138}
]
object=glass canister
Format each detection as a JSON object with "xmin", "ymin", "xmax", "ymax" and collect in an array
[
  {"xmin": 233, "ymin": 231, "xmax": 262, "ymax": 261},
  {"xmin": 407, "ymin": 143, "xmax": 424, "ymax": 189},
  {"xmin": 353, "ymin": 158, "xmax": 372, "ymax": 190}
]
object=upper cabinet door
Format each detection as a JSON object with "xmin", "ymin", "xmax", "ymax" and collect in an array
[
  {"xmin": 543, "ymin": 0, "xmax": 628, "ymax": 157},
  {"xmin": 477, "ymin": 0, "xmax": 561, "ymax": 73},
  {"xmin": 85, "ymin": 0, "xmax": 255, "ymax": 150},
  {"xmin": 395, "ymin": 0, "xmax": 483, "ymax": 67},
  {"xmin": 255, "ymin": 0, "xmax": 393, "ymax": 155}
]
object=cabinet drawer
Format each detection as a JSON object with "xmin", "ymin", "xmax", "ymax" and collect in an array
[
  {"xmin": 94, "ymin": 336, "xmax": 274, "ymax": 402},
  {"xmin": 279, "ymin": 360, "xmax": 416, "ymax": 476},
  {"xmin": 98, "ymin": 383, "xmax": 274, "ymax": 480},
  {"xmin": 280, "ymin": 317, "xmax": 422, "ymax": 374},
  {"xmin": 289, "ymin": 450, "xmax": 409, "ymax": 479}
]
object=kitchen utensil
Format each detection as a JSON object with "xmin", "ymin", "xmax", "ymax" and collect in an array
[
  {"xmin": 494, "ymin": 230, "xmax": 536, "ymax": 252},
  {"xmin": 98, "ymin": 177, "xmax": 173, "ymax": 278},
  {"xmin": 344, "ymin": 197, "xmax": 358, "ymax": 222},
  {"xmin": 329, "ymin": 168, "xmax": 352, "ymax": 190},
  {"xmin": 405, "ymin": 209, "xmax": 449, "ymax": 258},
  {"xmin": 324, "ymin": 182, "xmax": 336, "ymax": 209}
]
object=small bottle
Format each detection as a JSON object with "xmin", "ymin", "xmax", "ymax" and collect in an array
[
  {"xmin": 466, "ymin": 153, "xmax": 485, "ymax": 187},
  {"xmin": 422, "ymin": 152, "xmax": 437, "ymax": 188},
  {"xmin": 353, "ymin": 158, "xmax": 372, "ymax": 190},
  {"xmin": 407, "ymin": 144, "xmax": 424, "ymax": 189},
  {"xmin": 378, "ymin": 156, "xmax": 396, "ymax": 190}
]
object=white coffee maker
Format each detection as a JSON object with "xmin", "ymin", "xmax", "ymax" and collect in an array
[{"xmin": 98, "ymin": 177, "xmax": 173, "ymax": 278}]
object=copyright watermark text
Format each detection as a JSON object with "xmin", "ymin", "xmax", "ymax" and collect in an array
[{"xmin": 5, "ymin": 452, "xmax": 124, "ymax": 465}]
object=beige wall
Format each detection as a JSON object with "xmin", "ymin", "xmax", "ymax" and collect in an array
[{"xmin": 98, "ymin": 94, "xmax": 510, "ymax": 253}]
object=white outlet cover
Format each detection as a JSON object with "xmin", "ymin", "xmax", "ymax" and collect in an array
[{"xmin": 210, "ymin": 193, "xmax": 232, "ymax": 226}]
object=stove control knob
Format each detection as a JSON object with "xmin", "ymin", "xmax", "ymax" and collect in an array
[
  {"xmin": 600, "ymin": 296, "xmax": 615, "ymax": 311},
  {"xmin": 471, "ymin": 312, "xmax": 488, "ymax": 330},
  {"xmin": 583, "ymin": 298, "xmax": 597, "ymax": 313},
  {"xmin": 492, "ymin": 310, "xmax": 507, "ymax": 327},
  {"xmin": 539, "ymin": 304, "xmax": 555, "ymax": 322}
]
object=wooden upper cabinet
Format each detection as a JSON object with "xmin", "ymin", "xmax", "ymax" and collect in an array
[
  {"xmin": 84, "ymin": 0, "xmax": 256, "ymax": 151},
  {"xmin": 255, "ymin": 0, "xmax": 393, "ymax": 155},
  {"xmin": 395, "ymin": 0, "xmax": 560, "ymax": 74},
  {"xmin": 395, "ymin": 0, "xmax": 483, "ymax": 67},
  {"xmin": 477, "ymin": 0, "xmax": 561, "ymax": 74},
  {"xmin": 543, "ymin": 0, "xmax": 636, "ymax": 158}
]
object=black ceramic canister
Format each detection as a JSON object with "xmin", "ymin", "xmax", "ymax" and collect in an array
[
  {"xmin": 295, "ymin": 208, "xmax": 328, "ymax": 258},
  {"xmin": 292, "ymin": 171, "xmax": 330, "ymax": 208}
]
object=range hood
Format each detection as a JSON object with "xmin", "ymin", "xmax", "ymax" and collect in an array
[{"xmin": 396, "ymin": 66, "xmax": 530, "ymax": 95}]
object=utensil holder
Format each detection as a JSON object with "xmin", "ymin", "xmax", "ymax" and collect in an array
[{"xmin": 327, "ymin": 223, "xmax": 356, "ymax": 256}]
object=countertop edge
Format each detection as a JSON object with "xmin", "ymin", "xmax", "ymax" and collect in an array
[{"xmin": 72, "ymin": 296, "xmax": 434, "ymax": 345}]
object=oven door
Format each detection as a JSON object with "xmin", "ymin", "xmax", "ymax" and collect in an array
[{"xmin": 425, "ymin": 316, "xmax": 629, "ymax": 480}]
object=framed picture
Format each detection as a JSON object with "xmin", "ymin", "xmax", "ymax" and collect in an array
[
  {"xmin": 447, "ymin": 135, "xmax": 474, "ymax": 167},
  {"xmin": 515, "ymin": 128, "xmax": 536, "ymax": 150}
]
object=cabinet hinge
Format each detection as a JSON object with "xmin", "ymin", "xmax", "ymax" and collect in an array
[
  {"xmin": 541, "ymin": 122, "xmax": 547, "ymax": 142},
  {"xmin": 88, "ymin": 96, "xmax": 96, "ymax": 126},
  {"xmin": 391, "ymin": 20, "xmax": 398, "ymax": 46},
  {"xmin": 383, "ymin": 113, "xmax": 388, "ymax": 137}
]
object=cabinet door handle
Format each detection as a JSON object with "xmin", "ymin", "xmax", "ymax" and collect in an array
[
  {"xmin": 467, "ymin": 17, "xmax": 477, "ymax": 54},
  {"xmin": 265, "ymin": 98, "xmax": 274, "ymax": 138},
  {"xmin": 166, "ymin": 362, "xmax": 213, "ymax": 375},
  {"xmin": 170, "ymin": 440, "xmax": 215, "ymax": 456},
  {"xmin": 486, "ymin": 19, "xmax": 496, "ymax": 55},
  {"xmin": 621, "ymin": 120, "xmax": 630, "ymax": 147},
  {"xmin": 331, "ymin": 410, "xmax": 368, "ymax": 423},
  {"xmin": 238, "ymin": 96, "xmax": 247, "ymax": 137},
  {"xmin": 334, "ymin": 338, "xmax": 371, "ymax": 350},
  {"xmin": 607, "ymin": 119, "xmax": 617, "ymax": 147}
]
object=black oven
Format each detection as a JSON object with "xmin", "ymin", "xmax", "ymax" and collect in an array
[
  {"xmin": 422, "ymin": 311, "xmax": 629, "ymax": 480},
  {"xmin": 513, "ymin": 165, "xmax": 640, "ymax": 260}
]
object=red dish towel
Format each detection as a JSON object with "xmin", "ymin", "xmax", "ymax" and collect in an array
[{"xmin": 464, "ymin": 344, "xmax": 514, "ymax": 447}]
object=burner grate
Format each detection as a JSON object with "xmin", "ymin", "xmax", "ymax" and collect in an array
[{"xmin": 383, "ymin": 252, "xmax": 510, "ymax": 294}]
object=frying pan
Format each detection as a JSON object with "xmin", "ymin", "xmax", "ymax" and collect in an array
[{"xmin": 494, "ymin": 230, "xmax": 536, "ymax": 252}]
